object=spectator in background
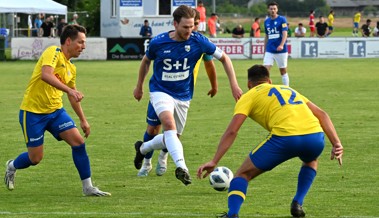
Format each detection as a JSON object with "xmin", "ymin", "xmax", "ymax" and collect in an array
[
  {"xmin": 196, "ymin": 1, "xmax": 206, "ymax": 34},
  {"xmin": 69, "ymin": 13, "xmax": 79, "ymax": 25},
  {"xmin": 208, "ymin": 13, "xmax": 218, "ymax": 38},
  {"xmin": 352, "ymin": 10, "xmax": 361, "ymax": 37},
  {"xmin": 315, "ymin": 16, "xmax": 328, "ymax": 38},
  {"xmin": 309, "ymin": 10, "xmax": 315, "ymax": 37},
  {"xmin": 39, "ymin": 16, "xmax": 54, "ymax": 37},
  {"xmin": 327, "ymin": 10, "xmax": 334, "ymax": 36},
  {"xmin": 33, "ymin": 14, "xmax": 43, "ymax": 37},
  {"xmin": 294, "ymin": 23, "xmax": 306, "ymax": 37},
  {"xmin": 232, "ymin": 24, "xmax": 245, "ymax": 38},
  {"xmin": 139, "ymin": 19, "xmax": 153, "ymax": 38},
  {"xmin": 250, "ymin": 17, "xmax": 261, "ymax": 37},
  {"xmin": 56, "ymin": 18, "xmax": 67, "ymax": 37},
  {"xmin": 287, "ymin": 23, "xmax": 292, "ymax": 37},
  {"xmin": 361, "ymin": 19, "xmax": 372, "ymax": 37},
  {"xmin": 373, "ymin": 21, "xmax": 379, "ymax": 37}
]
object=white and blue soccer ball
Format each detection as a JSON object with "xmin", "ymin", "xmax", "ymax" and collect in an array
[{"xmin": 209, "ymin": 166, "xmax": 234, "ymax": 191}]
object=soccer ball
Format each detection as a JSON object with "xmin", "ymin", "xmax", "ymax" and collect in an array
[{"xmin": 209, "ymin": 166, "xmax": 234, "ymax": 191}]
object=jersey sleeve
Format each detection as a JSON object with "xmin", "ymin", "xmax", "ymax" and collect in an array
[
  {"xmin": 145, "ymin": 36, "xmax": 157, "ymax": 60},
  {"xmin": 41, "ymin": 46, "xmax": 60, "ymax": 69},
  {"xmin": 281, "ymin": 17, "xmax": 288, "ymax": 31},
  {"xmin": 197, "ymin": 33, "xmax": 216, "ymax": 56},
  {"xmin": 233, "ymin": 92, "xmax": 253, "ymax": 116}
]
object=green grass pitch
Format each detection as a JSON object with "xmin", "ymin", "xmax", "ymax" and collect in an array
[{"xmin": 0, "ymin": 59, "xmax": 378, "ymax": 217}]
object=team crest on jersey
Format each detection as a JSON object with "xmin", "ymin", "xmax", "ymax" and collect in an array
[
  {"xmin": 274, "ymin": 21, "xmax": 277, "ymax": 25},
  {"xmin": 67, "ymin": 70, "xmax": 71, "ymax": 76},
  {"xmin": 185, "ymin": 45, "xmax": 191, "ymax": 52}
]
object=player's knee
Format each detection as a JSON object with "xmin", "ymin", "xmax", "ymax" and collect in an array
[
  {"xmin": 29, "ymin": 153, "xmax": 43, "ymax": 165},
  {"xmin": 303, "ymin": 159, "xmax": 318, "ymax": 170},
  {"xmin": 146, "ymin": 125, "xmax": 160, "ymax": 135}
]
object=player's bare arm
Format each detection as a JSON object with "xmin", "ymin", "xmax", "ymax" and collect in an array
[
  {"xmin": 67, "ymin": 89, "xmax": 90, "ymax": 138},
  {"xmin": 204, "ymin": 60, "xmax": 218, "ymax": 97},
  {"xmin": 197, "ymin": 114, "xmax": 247, "ymax": 179},
  {"xmin": 41, "ymin": 65, "xmax": 83, "ymax": 102},
  {"xmin": 218, "ymin": 53, "xmax": 243, "ymax": 101},
  {"xmin": 307, "ymin": 101, "xmax": 343, "ymax": 165},
  {"xmin": 277, "ymin": 31, "xmax": 287, "ymax": 51},
  {"xmin": 134, "ymin": 55, "xmax": 151, "ymax": 101}
]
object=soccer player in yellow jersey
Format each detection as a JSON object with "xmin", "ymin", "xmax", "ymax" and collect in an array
[
  {"xmin": 198, "ymin": 65, "xmax": 343, "ymax": 218},
  {"xmin": 4, "ymin": 25, "xmax": 111, "ymax": 197},
  {"xmin": 327, "ymin": 10, "xmax": 335, "ymax": 36},
  {"xmin": 353, "ymin": 11, "xmax": 362, "ymax": 36}
]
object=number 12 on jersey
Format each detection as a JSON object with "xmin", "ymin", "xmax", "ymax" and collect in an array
[{"xmin": 268, "ymin": 87, "xmax": 303, "ymax": 106}]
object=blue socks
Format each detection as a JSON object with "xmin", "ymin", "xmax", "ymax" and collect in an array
[
  {"xmin": 143, "ymin": 131, "xmax": 155, "ymax": 159},
  {"xmin": 71, "ymin": 143, "xmax": 91, "ymax": 180},
  {"xmin": 293, "ymin": 166, "xmax": 317, "ymax": 205},
  {"xmin": 227, "ymin": 177, "xmax": 248, "ymax": 216},
  {"xmin": 13, "ymin": 152, "xmax": 35, "ymax": 169}
]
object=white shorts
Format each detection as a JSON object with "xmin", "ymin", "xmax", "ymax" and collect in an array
[
  {"xmin": 263, "ymin": 52, "xmax": 288, "ymax": 68},
  {"xmin": 198, "ymin": 21, "xmax": 206, "ymax": 32},
  {"xmin": 149, "ymin": 92, "xmax": 190, "ymax": 135}
]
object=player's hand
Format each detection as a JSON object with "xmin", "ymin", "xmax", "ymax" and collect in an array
[
  {"xmin": 68, "ymin": 89, "xmax": 84, "ymax": 102},
  {"xmin": 207, "ymin": 88, "xmax": 217, "ymax": 98},
  {"xmin": 80, "ymin": 120, "xmax": 91, "ymax": 138},
  {"xmin": 231, "ymin": 85, "xmax": 243, "ymax": 102},
  {"xmin": 197, "ymin": 160, "xmax": 217, "ymax": 179},
  {"xmin": 331, "ymin": 143, "xmax": 343, "ymax": 166},
  {"xmin": 277, "ymin": 45, "xmax": 284, "ymax": 51},
  {"xmin": 133, "ymin": 87, "xmax": 143, "ymax": 101}
]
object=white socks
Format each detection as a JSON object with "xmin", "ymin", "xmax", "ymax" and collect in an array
[
  {"xmin": 141, "ymin": 134, "xmax": 165, "ymax": 154},
  {"xmin": 7, "ymin": 160, "xmax": 16, "ymax": 171},
  {"xmin": 140, "ymin": 130, "xmax": 188, "ymax": 171},
  {"xmin": 82, "ymin": 177, "xmax": 93, "ymax": 189},
  {"xmin": 163, "ymin": 130, "xmax": 187, "ymax": 170},
  {"xmin": 282, "ymin": 73, "xmax": 289, "ymax": 86}
]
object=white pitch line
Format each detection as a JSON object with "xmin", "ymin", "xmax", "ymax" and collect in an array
[{"xmin": 0, "ymin": 211, "xmax": 378, "ymax": 218}]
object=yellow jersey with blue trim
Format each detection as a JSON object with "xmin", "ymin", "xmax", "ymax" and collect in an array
[
  {"xmin": 20, "ymin": 46, "xmax": 76, "ymax": 114},
  {"xmin": 234, "ymin": 83, "xmax": 323, "ymax": 136}
]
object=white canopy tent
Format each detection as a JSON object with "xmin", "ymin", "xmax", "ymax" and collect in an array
[
  {"xmin": 0, "ymin": 0, "xmax": 67, "ymax": 15},
  {"xmin": 0, "ymin": 0, "xmax": 67, "ymax": 38}
]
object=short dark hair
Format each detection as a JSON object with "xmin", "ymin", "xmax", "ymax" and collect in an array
[
  {"xmin": 60, "ymin": 24, "xmax": 86, "ymax": 45},
  {"xmin": 173, "ymin": 5, "xmax": 196, "ymax": 24},
  {"xmin": 299, "ymin": 23, "xmax": 303, "ymax": 26},
  {"xmin": 367, "ymin": 19, "xmax": 371, "ymax": 23},
  {"xmin": 268, "ymin": 1, "xmax": 279, "ymax": 8},
  {"xmin": 254, "ymin": 17, "xmax": 260, "ymax": 22},
  {"xmin": 144, "ymin": 19, "xmax": 148, "ymax": 23},
  {"xmin": 310, "ymin": 10, "xmax": 314, "ymax": 14},
  {"xmin": 248, "ymin": 65, "xmax": 270, "ymax": 83}
]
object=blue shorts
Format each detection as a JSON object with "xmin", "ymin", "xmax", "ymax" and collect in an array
[
  {"xmin": 19, "ymin": 108, "xmax": 76, "ymax": 147},
  {"xmin": 353, "ymin": 22, "xmax": 359, "ymax": 28},
  {"xmin": 249, "ymin": 132, "xmax": 325, "ymax": 171},
  {"xmin": 146, "ymin": 101, "xmax": 160, "ymax": 126},
  {"xmin": 328, "ymin": 26, "xmax": 334, "ymax": 31}
]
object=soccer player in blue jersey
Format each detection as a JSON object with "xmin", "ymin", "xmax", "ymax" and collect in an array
[
  {"xmin": 264, "ymin": 1, "xmax": 290, "ymax": 86},
  {"xmin": 136, "ymin": 8, "xmax": 219, "ymax": 177},
  {"xmin": 197, "ymin": 65, "xmax": 344, "ymax": 217},
  {"xmin": 4, "ymin": 25, "xmax": 110, "ymax": 197},
  {"xmin": 133, "ymin": 5, "xmax": 243, "ymax": 185}
]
